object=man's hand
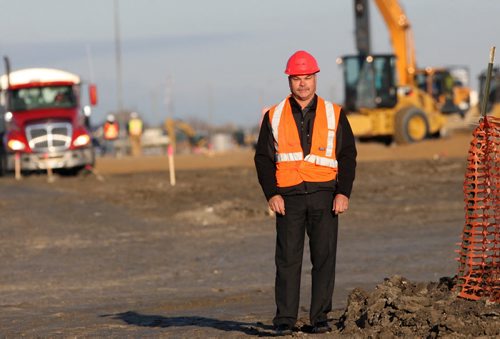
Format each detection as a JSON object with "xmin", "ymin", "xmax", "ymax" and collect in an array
[
  {"xmin": 333, "ymin": 194, "xmax": 349, "ymax": 215},
  {"xmin": 268, "ymin": 195, "xmax": 285, "ymax": 215}
]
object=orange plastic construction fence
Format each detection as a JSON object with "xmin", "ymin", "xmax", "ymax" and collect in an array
[{"xmin": 456, "ymin": 116, "xmax": 499, "ymax": 302}]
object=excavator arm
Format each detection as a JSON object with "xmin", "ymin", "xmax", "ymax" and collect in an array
[
  {"xmin": 354, "ymin": 0, "xmax": 371, "ymax": 56},
  {"xmin": 373, "ymin": 0, "xmax": 416, "ymax": 86},
  {"xmin": 164, "ymin": 118, "xmax": 206, "ymax": 150}
]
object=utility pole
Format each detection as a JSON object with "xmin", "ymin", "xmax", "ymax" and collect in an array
[
  {"xmin": 165, "ymin": 76, "xmax": 174, "ymax": 119},
  {"xmin": 86, "ymin": 44, "xmax": 95, "ymax": 83},
  {"xmin": 113, "ymin": 0, "xmax": 124, "ymax": 115},
  {"xmin": 165, "ymin": 76, "xmax": 175, "ymax": 149},
  {"xmin": 150, "ymin": 89, "xmax": 158, "ymax": 125},
  {"xmin": 84, "ymin": 44, "xmax": 95, "ymax": 129},
  {"xmin": 207, "ymin": 83, "xmax": 214, "ymax": 143}
]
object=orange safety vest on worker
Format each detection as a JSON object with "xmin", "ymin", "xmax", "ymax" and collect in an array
[
  {"xmin": 269, "ymin": 96, "xmax": 341, "ymax": 188},
  {"xmin": 103, "ymin": 121, "xmax": 119, "ymax": 140}
]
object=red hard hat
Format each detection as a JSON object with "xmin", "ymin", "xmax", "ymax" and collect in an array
[{"xmin": 285, "ymin": 50, "xmax": 320, "ymax": 75}]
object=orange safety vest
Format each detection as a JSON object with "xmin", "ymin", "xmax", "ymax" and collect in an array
[
  {"xmin": 103, "ymin": 122, "xmax": 119, "ymax": 140},
  {"xmin": 269, "ymin": 96, "xmax": 341, "ymax": 188}
]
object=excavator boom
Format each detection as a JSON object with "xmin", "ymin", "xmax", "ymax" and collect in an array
[
  {"xmin": 373, "ymin": 0, "xmax": 416, "ymax": 86},
  {"xmin": 354, "ymin": 0, "xmax": 371, "ymax": 56}
]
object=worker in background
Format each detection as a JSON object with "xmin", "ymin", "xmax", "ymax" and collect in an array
[
  {"xmin": 254, "ymin": 50, "xmax": 357, "ymax": 335},
  {"xmin": 103, "ymin": 114, "xmax": 119, "ymax": 156},
  {"xmin": 54, "ymin": 92, "xmax": 70, "ymax": 106},
  {"xmin": 444, "ymin": 72, "xmax": 455, "ymax": 96},
  {"xmin": 127, "ymin": 112, "xmax": 143, "ymax": 156},
  {"xmin": 442, "ymin": 72, "xmax": 456, "ymax": 113}
]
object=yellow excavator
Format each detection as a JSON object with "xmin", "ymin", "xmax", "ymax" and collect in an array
[
  {"xmin": 340, "ymin": 0, "xmax": 467, "ymax": 143},
  {"xmin": 164, "ymin": 118, "xmax": 206, "ymax": 151}
]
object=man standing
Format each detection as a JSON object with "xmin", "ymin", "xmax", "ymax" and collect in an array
[
  {"xmin": 254, "ymin": 50, "xmax": 357, "ymax": 335},
  {"xmin": 103, "ymin": 114, "xmax": 119, "ymax": 156},
  {"xmin": 127, "ymin": 112, "xmax": 143, "ymax": 156}
]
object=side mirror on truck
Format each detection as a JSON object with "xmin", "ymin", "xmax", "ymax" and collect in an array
[{"xmin": 89, "ymin": 84, "xmax": 98, "ymax": 106}]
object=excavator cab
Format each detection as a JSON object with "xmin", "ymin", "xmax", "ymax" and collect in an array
[
  {"xmin": 415, "ymin": 67, "xmax": 471, "ymax": 115},
  {"xmin": 340, "ymin": 54, "xmax": 398, "ymax": 112}
]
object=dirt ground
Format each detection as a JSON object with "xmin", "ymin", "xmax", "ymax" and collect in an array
[{"xmin": 0, "ymin": 129, "xmax": 498, "ymax": 337}]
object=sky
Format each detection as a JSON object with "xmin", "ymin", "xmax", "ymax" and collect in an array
[{"xmin": 0, "ymin": 0, "xmax": 499, "ymax": 127}]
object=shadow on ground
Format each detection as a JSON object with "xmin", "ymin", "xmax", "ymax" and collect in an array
[{"xmin": 101, "ymin": 311, "xmax": 278, "ymax": 337}]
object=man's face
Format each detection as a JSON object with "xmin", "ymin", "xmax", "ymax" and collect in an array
[{"xmin": 288, "ymin": 74, "xmax": 316, "ymax": 102}]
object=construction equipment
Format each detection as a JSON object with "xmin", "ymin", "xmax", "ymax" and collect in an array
[
  {"xmin": 339, "ymin": 0, "xmax": 464, "ymax": 144},
  {"xmin": 164, "ymin": 118, "xmax": 206, "ymax": 152},
  {"xmin": 415, "ymin": 66, "xmax": 471, "ymax": 115}
]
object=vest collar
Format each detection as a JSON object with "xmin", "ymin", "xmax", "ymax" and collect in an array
[{"xmin": 289, "ymin": 94, "xmax": 318, "ymax": 117}]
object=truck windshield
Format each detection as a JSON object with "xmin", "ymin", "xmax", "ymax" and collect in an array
[{"xmin": 11, "ymin": 85, "xmax": 76, "ymax": 111}]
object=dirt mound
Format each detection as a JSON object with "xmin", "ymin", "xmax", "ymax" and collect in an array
[
  {"xmin": 337, "ymin": 275, "xmax": 499, "ymax": 338},
  {"xmin": 173, "ymin": 198, "xmax": 265, "ymax": 226}
]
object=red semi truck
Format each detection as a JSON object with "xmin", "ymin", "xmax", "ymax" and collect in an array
[{"xmin": 0, "ymin": 67, "xmax": 97, "ymax": 175}]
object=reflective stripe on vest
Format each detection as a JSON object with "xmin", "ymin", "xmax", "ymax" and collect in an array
[
  {"xmin": 325, "ymin": 101, "xmax": 336, "ymax": 157},
  {"xmin": 271, "ymin": 98, "xmax": 288, "ymax": 152},
  {"xmin": 304, "ymin": 154, "xmax": 338, "ymax": 168},
  {"xmin": 275, "ymin": 151, "xmax": 303, "ymax": 162}
]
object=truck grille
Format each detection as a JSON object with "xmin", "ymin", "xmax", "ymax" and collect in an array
[{"xmin": 26, "ymin": 122, "xmax": 72, "ymax": 153}]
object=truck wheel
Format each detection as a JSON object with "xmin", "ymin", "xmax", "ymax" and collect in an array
[
  {"xmin": 394, "ymin": 107, "xmax": 429, "ymax": 144},
  {"xmin": 89, "ymin": 148, "xmax": 96, "ymax": 168},
  {"xmin": 59, "ymin": 166, "xmax": 85, "ymax": 176},
  {"xmin": 0, "ymin": 147, "xmax": 7, "ymax": 177},
  {"xmin": 0, "ymin": 155, "xmax": 6, "ymax": 176}
]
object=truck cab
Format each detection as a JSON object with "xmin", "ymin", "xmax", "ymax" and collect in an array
[{"xmin": 0, "ymin": 68, "xmax": 97, "ymax": 175}]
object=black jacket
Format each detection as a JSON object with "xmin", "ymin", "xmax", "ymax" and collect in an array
[{"xmin": 254, "ymin": 95, "xmax": 357, "ymax": 200}]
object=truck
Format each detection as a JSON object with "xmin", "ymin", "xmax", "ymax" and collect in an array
[
  {"xmin": 0, "ymin": 65, "xmax": 97, "ymax": 175},
  {"xmin": 339, "ymin": 0, "xmax": 468, "ymax": 144}
]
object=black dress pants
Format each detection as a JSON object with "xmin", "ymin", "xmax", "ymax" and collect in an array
[{"xmin": 273, "ymin": 190, "xmax": 339, "ymax": 327}]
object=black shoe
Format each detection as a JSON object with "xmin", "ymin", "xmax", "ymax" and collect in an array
[
  {"xmin": 311, "ymin": 321, "xmax": 331, "ymax": 334},
  {"xmin": 274, "ymin": 324, "xmax": 293, "ymax": 335}
]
